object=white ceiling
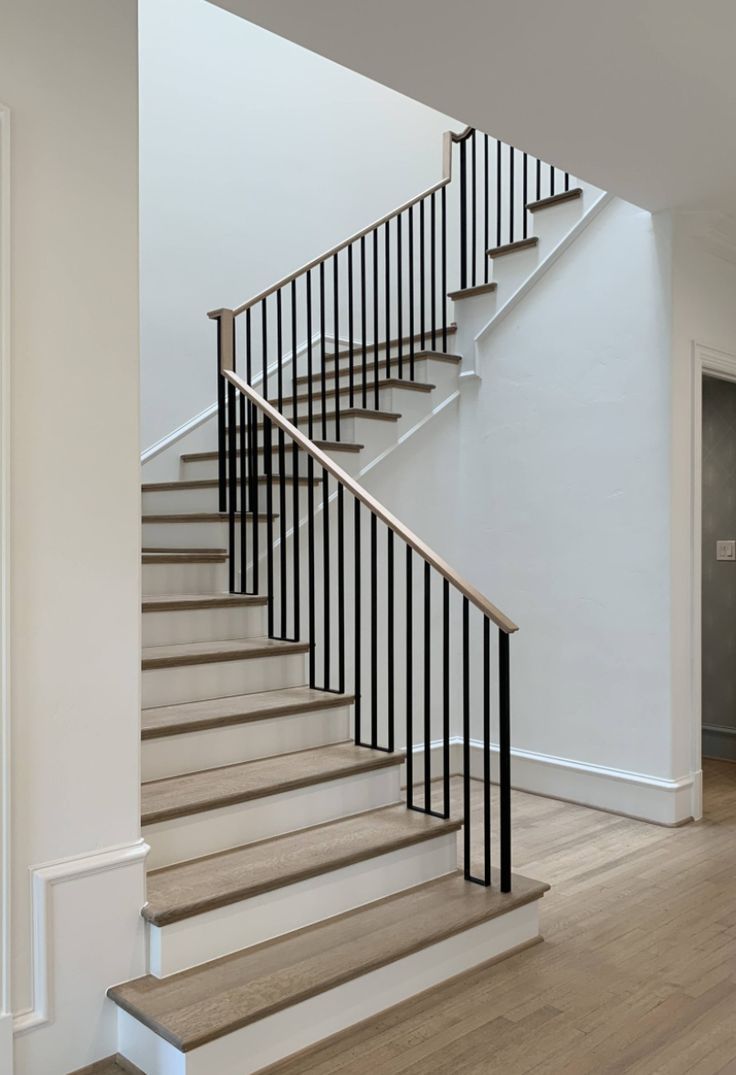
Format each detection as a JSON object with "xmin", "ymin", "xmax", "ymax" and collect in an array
[{"xmin": 207, "ymin": 0, "xmax": 736, "ymax": 214}]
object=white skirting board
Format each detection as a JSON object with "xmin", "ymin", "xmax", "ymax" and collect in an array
[
  {"xmin": 407, "ymin": 738, "xmax": 698, "ymax": 826},
  {"xmin": 118, "ymin": 900, "xmax": 542, "ymax": 1075}
]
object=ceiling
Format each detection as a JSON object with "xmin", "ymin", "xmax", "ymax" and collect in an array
[{"xmin": 207, "ymin": 0, "xmax": 736, "ymax": 215}]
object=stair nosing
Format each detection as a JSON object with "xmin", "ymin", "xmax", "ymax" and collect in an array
[
  {"xmin": 142, "ymin": 512, "xmax": 275, "ymax": 523},
  {"xmin": 447, "ymin": 281, "xmax": 498, "ymax": 301},
  {"xmin": 140, "ymin": 745, "xmax": 404, "ymax": 825},
  {"xmin": 142, "ymin": 805, "xmax": 463, "ymax": 926},
  {"xmin": 141, "ymin": 637, "xmax": 309, "ymax": 671},
  {"xmin": 281, "ymin": 379, "xmax": 435, "ymax": 407},
  {"xmin": 142, "ymin": 552, "xmax": 227, "ymax": 565},
  {"xmin": 142, "ymin": 476, "xmax": 316, "ymax": 492},
  {"xmin": 526, "ymin": 186, "xmax": 583, "ymax": 212},
  {"xmin": 142, "ymin": 594, "xmax": 267, "ymax": 613},
  {"xmin": 486, "ymin": 236, "xmax": 539, "ymax": 258}
]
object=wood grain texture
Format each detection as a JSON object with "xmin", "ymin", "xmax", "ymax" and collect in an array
[
  {"xmin": 143, "ymin": 805, "xmax": 462, "ymax": 925},
  {"xmin": 142, "ymin": 475, "xmax": 316, "ymax": 492},
  {"xmin": 181, "ymin": 441, "xmax": 364, "ymax": 460},
  {"xmin": 141, "ymin": 551, "xmax": 227, "ymax": 565},
  {"xmin": 142, "ymin": 512, "xmax": 274, "ymax": 523},
  {"xmin": 108, "ymin": 869, "xmax": 547, "ymax": 1051},
  {"xmin": 486, "ymin": 236, "xmax": 539, "ymax": 258},
  {"xmin": 142, "ymin": 593, "xmax": 267, "ymax": 614},
  {"xmin": 141, "ymin": 636, "xmax": 309, "ymax": 671},
  {"xmin": 263, "ymin": 762, "xmax": 736, "ymax": 1075},
  {"xmin": 527, "ymin": 187, "xmax": 583, "ymax": 212},
  {"xmin": 141, "ymin": 742, "xmax": 403, "ymax": 825},
  {"xmin": 447, "ymin": 282, "xmax": 498, "ymax": 301},
  {"xmin": 142, "ymin": 686, "xmax": 353, "ymax": 740},
  {"xmin": 280, "ymin": 379, "xmax": 435, "ymax": 408},
  {"xmin": 66, "ymin": 1056, "xmax": 145, "ymax": 1075}
]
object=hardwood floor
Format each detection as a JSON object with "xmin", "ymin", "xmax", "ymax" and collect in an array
[{"xmin": 266, "ymin": 760, "xmax": 736, "ymax": 1075}]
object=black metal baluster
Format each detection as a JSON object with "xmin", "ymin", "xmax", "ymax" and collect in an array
[
  {"xmin": 430, "ymin": 193, "xmax": 436, "ymax": 351},
  {"xmin": 264, "ymin": 416, "xmax": 274, "ymax": 638},
  {"xmin": 319, "ymin": 261, "xmax": 327, "ymax": 440},
  {"xmin": 441, "ymin": 186, "xmax": 447, "ymax": 353},
  {"xmin": 291, "ymin": 279, "xmax": 300, "ymax": 640},
  {"xmin": 354, "ymin": 499, "xmax": 361, "ymax": 743},
  {"xmin": 536, "ymin": 158, "xmax": 541, "ymax": 201},
  {"xmin": 246, "ymin": 309, "xmax": 258, "ymax": 595},
  {"xmin": 550, "ymin": 162, "xmax": 555, "ymax": 196},
  {"xmin": 239, "ymin": 391, "xmax": 246, "ymax": 595},
  {"xmin": 384, "ymin": 219, "xmax": 391, "ymax": 380},
  {"xmin": 277, "ymin": 289, "xmax": 287, "ymax": 638},
  {"xmin": 496, "ymin": 140, "xmax": 502, "ymax": 248},
  {"xmin": 484, "ymin": 134, "xmax": 489, "ymax": 283},
  {"xmin": 499, "ymin": 628, "xmax": 511, "ymax": 892},
  {"xmin": 423, "ymin": 561, "xmax": 431, "ymax": 811},
  {"xmin": 483, "ymin": 617, "xmax": 491, "ymax": 886},
  {"xmin": 397, "ymin": 213, "xmax": 403, "ymax": 379},
  {"xmin": 217, "ymin": 317, "xmax": 226, "ymax": 513},
  {"xmin": 306, "ymin": 270, "xmax": 314, "ymax": 440},
  {"xmin": 333, "ymin": 252, "xmax": 340, "ymax": 442},
  {"xmin": 337, "ymin": 483, "xmax": 345, "ymax": 694},
  {"xmin": 420, "ymin": 199, "xmax": 425, "ymax": 348},
  {"xmin": 406, "ymin": 545, "xmax": 414, "ymax": 807},
  {"xmin": 348, "ymin": 244, "xmax": 354, "ymax": 409},
  {"xmin": 442, "ymin": 579, "xmax": 450, "ymax": 820},
  {"xmin": 471, "ymin": 130, "xmax": 477, "ymax": 287},
  {"xmin": 373, "ymin": 229, "xmax": 379, "ymax": 410},
  {"xmin": 408, "ymin": 206, "xmax": 415, "ymax": 379},
  {"xmin": 262, "ymin": 298, "xmax": 268, "ymax": 400},
  {"xmin": 509, "ymin": 144, "xmax": 515, "ymax": 245},
  {"xmin": 322, "ymin": 468, "xmax": 331, "ymax": 688},
  {"xmin": 227, "ymin": 380, "xmax": 236, "ymax": 593},
  {"xmin": 564, "ymin": 169, "xmax": 570, "ymax": 192},
  {"xmin": 462, "ymin": 596, "xmax": 470, "ymax": 879},
  {"xmin": 361, "ymin": 236, "xmax": 367, "ymax": 409},
  {"xmin": 523, "ymin": 152, "xmax": 529, "ymax": 239},
  {"xmin": 460, "ymin": 137, "xmax": 467, "ymax": 290},
  {"xmin": 371, "ymin": 511, "xmax": 378, "ymax": 747},
  {"xmin": 387, "ymin": 529, "xmax": 394, "ymax": 752},
  {"xmin": 307, "ymin": 455, "xmax": 315, "ymax": 687}
]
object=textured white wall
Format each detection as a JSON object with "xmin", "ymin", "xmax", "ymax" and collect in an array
[
  {"xmin": 0, "ymin": 0, "xmax": 143, "ymax": 1070},
  {"xmin": 139, "ymin": 0, "xmax": 460, "ymax": 449}
]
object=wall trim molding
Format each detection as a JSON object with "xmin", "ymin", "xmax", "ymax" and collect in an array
[
  {"xmin": 466, "ymin": 189, "xmax": 613, "ymax": 378},
  {"xmin": 408, "ymin": 738, "xmax": 696, "ymax": 826},
  {"xmin": 141, "ymin": 333, "xmax": 351, "ymax": 465},
  {"xmin": 12, "ymin": 839, "xmax": 149, "ymax": 1037},
  {"xmin": 0, "ymin": 100, "xmax": 12, "ymax": 1075}
]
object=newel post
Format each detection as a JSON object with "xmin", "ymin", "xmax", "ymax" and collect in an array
[{"xmin": 208, "ymin": 307, "xmax": 235, "ymax": 513}]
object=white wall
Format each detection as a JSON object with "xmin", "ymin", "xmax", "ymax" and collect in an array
[
  {"xmin": 0, "ymin": 1, "xmax": 143, "ymax": 1072},
  {"xmin": 358, "ymin": 199, "xmax": 687, "ymax": 821},
  {"xmin": 139, "ymin": 0, "xmax": 460, "ymax": 450}
]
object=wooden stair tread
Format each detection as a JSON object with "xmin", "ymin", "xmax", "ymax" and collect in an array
[
  {"xmin": 281, "ymin": 378, "xmax": 435, "ymax": 407},
  {"xmin": 140, "ymin": 743, "xmax": 403, "ymax": 825},
  {"xmin": 142, "ymin": 593, "xmax": 267, "ymax": 613},
  {"xmin": 142, "ymin": 476, "xmax": 316, "ymax": 492},
  {"xmin": 526, "ymin": 187, "xmax": 582, "ymax": 212},
  {"xmin": 142, "ymin": 512, "xmax": 275, "ymax": 524},
  {"xmin": 294, "ymin": 351, "xmax": 461, "ymax": 386},
  {"xmin": 142, "ymin": 551, "xmax": 227, "ymax": 565},
  {"xmin": 329, "ymin": 324, "xmax": 457, "ymax": 360},
  {"xmin": 250, "ymin": 407, "xmax": 402, "ymax": 428},
  {"xmin": 143, "ymin": 805, "xmax": 462, "ymax": 925},
  {"xmin": 181, "ymin": 440, "xmax": 363, "ymax": 462},
  {"xmin": 142, "ymin": 686, "xmax": 354, "ymax": 740},
  {"xmin": 448, "ymin": 281, "xmax": 498, "ymax": 301},
  {"xmin": 142, "ymin": 636, "xmax": 309, "ymax": 671},
  {"xmin": 486, "ymin": 236, "xmax": 539, "ymax": 258},
  {"xmin": 108, "ymin": 870, "xmax": 548, "ymax": 1051}
]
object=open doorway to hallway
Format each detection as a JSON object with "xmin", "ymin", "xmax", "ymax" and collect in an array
[{"xmin": 702, "ymin": 373, "xmax": 736, "ymax": 766}]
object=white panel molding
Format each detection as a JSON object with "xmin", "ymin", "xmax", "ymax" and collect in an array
[
  {"xmin": 690, "ymin": 342, "xmax": 736, "ymax": 816},
  {"xmin": 141, "ymin": 333, "xmax": 351, "ymax": 464},
  {"xmin": 464, "ymin": 190, "xmax": 614, "ymax": 379},
  {"xmin": 0, "ymin": 100, "xmax": 12, "ymax": 1075},
  {"xmin": 12, "ymin": 839, "xmax": 149, "ymax": 1036},
  {"xmin": 408, "ymin": 738, "xmax": 696, "ymax": 826}
]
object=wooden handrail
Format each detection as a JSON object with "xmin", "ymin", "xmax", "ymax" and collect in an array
[
  {"xmin": 224, "ymin": 369, "xmax": 518, "ymax": 634},
  {"xmin": 209, "ymin": 126, "xmax": 474, "ymax": 321}
]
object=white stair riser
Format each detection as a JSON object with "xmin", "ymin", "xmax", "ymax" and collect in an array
[
  {"xmin": 148, "ymin": 831, "xmax": 458, "ymax": 977},
  {"xmin": 143, "ymin": 766, "xmax": 401, "ymax": 869},
  {"xmin": 490, "ymin": 245, "xmax": 540, "ymax": 296},
  {"xmin": 141, "ymin": 707, "xmax": 351, "ymax": 781},
  {"xmin": 181, "ymin": 450, "xmax": 364, "ymax": 482},
  {"xmin": 142, "ymin": 604, "xmax": 266, "ymax": 647},
  {"xmin": 142, "ymin": 520, "xmax": 232, "ymax": 549},
  {"xmin": 142, "ymin": 484, "xmax": 309, "ymax": 515},
  {"xmin": 117, "ymin": 899, "xmax": 542, "ymax": 1075},
  {"xmin": 293, "ymin": 360, "xmax": 458, "ymax": 401},
  {"xmin": 142, "ymin": 651, "xmax": 307, "ymax": 707},
  {"xmin": 142, "ymin": 561, "xmax": 228, "ymax": 596}
]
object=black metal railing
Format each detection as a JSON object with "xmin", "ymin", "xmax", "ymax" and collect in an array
[{"xmin": 220, "ymin": 369, "xmax": 518, "ymax": 891}]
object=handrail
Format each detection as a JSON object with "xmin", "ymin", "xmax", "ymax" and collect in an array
[
  {"xmin": 224, "ymin": 368, "xmax": 518, "ymax": 634},
  {"xmin": 209, "ymin": 126, "xmax": 474, "ymax": 321}
]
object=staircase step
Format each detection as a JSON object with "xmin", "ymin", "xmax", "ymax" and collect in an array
[
  {"xmin": 329, "ymin": 323, "xmax": 457, "ymax": 361},
  {"xmin": 141, "ymin": 637, "xmax": 308, "ymax": 672},
  {"xmin": 486, "ymin": 236, "xmax": 539, "ymax": 258},
  {"xmin": 142, "ymin": 686, "xmax": 353, "ymax": 740},
  {"xmin": 142, "ymin": 512, "xmax": 274, "ymax": 524},
  {"xmin": 294, "ymin": 351, "xmax": 461, "ymax": 387},
  {"xmin": 143, "ymin": 805, "xmax": 461, "ymax": 927},
  {"xmin": 142, "ymin": 476, "xmax": 315, "ymax": 493},
  {"xmin": 251, "ymin": 406, "xmax": 402, "ymax": 430},
  {"xmin": 526, "ymin": 186, "xmax": 583, "ymax": 212},
  {"xmin": 181, "ymin": 440, "xmax": 363, "ymax": 463},
  {"xmin": 282, "ymin": 378, "xmax": 435, "ymax": 407},
  {"xmin": 448, "ymin": 281, "xmax": 498, "ymax": 301},
  {"xmin": 142, "ymin": 594, "xmax": 266, "ymax": 614},
  {"xmin": 141, "ymin": 551, "xmax": 227, "ymax": 565},
  {"xmin": 141, "ymin": 743, "xmax": 402, "ymax": 826},
  {"xmin": 109, "ymin": 871, "xmax": 547, "ymax": 1066}
]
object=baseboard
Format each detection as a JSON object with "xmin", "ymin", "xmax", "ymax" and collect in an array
[
  {"xmin": 406, "ymin": 738, "xmax": 696, "ymax": 826},
  {"xmin": 702, "ymin": 723, "xmax": 736, "ymax": 762}
]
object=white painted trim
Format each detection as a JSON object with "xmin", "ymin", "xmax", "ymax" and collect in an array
[
  {"xmin": 0, "ymin": 100, "xmax": 12, "ymax": 1075},
  {"xmin": 691, "ymin": 342, "xmax": 736, "ymax": 810},
  {"xmin": 12, "ymin": 839, "xmax": 149, "ymax": 1036},
  {"xmin": 466, "ymin": 190, "xmax": 613, "ymax": 378},
  {"xmin": 140, "ymin": 333, "xmax": 351, "ymax": 463},
  {"xmin": 408, "ymin": 738, "xmax": 695, "ymax": 826}
]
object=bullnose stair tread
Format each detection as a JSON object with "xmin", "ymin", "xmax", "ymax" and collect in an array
[
  {"xmin": 142, "ymin": 593, "xmax": 267, "ymax": 613},
  {"xmin": 486, "ymin": 236, "xmax": 539, "ymax": 258},
  {"xmin": 142, "ymin": 476, "xmax": 316, "ymax": 492},
  {"xmin": 142, "ymin": 551, "xmax": 227, "ymax": 565},
  {"xmin": 142, "ymin": 512, "xmax": 275, "ymax": 524},
  {"xmin": 448, "ymin": 281, "xmax": 498, "ymax": 301},
  {"xmin": 181, "ymin": 440, "xmax": 364, "ymax": 462},
  {"xmin": 329, "ymin": 323, "xmax": 457, "ymax": 360},
  {"xmin": 294, "ymin": 351, "xmax": 461, "ymax": 386},
  {"xmin": 280, "ymin": 378, "xmax": 436, "ymax": 407},
  {"xmin": 142, "ymin": 686, "xmax": 354, "ymax": 740},
  {"xmin": 108, "ymin": 870, "xmax": 548, "ymax": 1052},
  {"xmin": 526, "ymin": 187, "xmax": 583, "ymax": 212},
  {"xmin": 143, "ymin": 805, "xmax": 462, "ymax": 926},
  {"xmin": 140, "ymin": 742, "xmax": 404, "ymax": 826},
  {"xmin": 142, "ymin": 636, "xmax": 309, "ymax": 671}
]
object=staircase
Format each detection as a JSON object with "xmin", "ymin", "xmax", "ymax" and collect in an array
[{"xmin": 104, "ymin": 127, "xmax": 599, "ymax": 1075}]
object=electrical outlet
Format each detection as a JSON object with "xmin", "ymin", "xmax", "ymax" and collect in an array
[{"xmin": 716, "ymin": 540, "xmax": 736, "ymax": 561}]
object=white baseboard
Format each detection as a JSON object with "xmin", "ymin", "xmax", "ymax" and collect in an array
[
  {"xmin": 407, "ymin": 738, "xmax": 696, "ymax": 826},
  {"xmin": 702, "ymin": 723, "xmax": 736, "ymax": 762},
  {"xmin": 12, "ymin": 839, "xmax": 148, "ymax": 1075}
]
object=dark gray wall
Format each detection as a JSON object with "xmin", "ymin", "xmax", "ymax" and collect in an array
[{"xmin": 702, "ymin": 375, "xmax": 736, "ymax": 760}]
